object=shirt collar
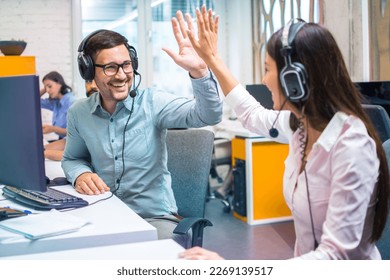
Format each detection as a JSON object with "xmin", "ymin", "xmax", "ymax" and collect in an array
[
  {"xmin": 90, "ymin": 92, "xmax": 101, "ymax": 114},
  {"xmin": 90, "ymin": 92, "xmax": 134, "ymax": 116},
  {"xmin": 58, "ymin": 93, "xmax": 69, "ymax": 106},
  {"xmin": 58, "ymin": 96, "xmax": 65, "ymax": 107},
  {"xmin": 316, "ymin": 112, "xmax": 349, "ymax": 152}
]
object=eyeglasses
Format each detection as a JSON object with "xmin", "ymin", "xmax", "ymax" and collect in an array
[{"xmin": 94, "ymin": 61, "xmax": 133, "ymax": 77}]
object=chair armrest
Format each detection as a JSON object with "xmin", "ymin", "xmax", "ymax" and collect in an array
[{"xmin": 173, "ymin": 217, "xmax": 213, "ymax": 248}]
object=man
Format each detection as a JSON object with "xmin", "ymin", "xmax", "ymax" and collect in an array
[{"xmin": 61, "ymin": 11, "xmax": 222, "ymax": 247}]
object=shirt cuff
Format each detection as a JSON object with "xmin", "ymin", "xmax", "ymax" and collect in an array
[{"xmin": 189, "ymin": 69, "xmax": 210, "ymax": 80}]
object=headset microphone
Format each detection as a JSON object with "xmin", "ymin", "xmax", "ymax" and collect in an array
[
  {"xmin": 269, "ymin": 127, "xmax": 279, "ymax": 138},
  {"xmin": 268, "ymin": 110, "xmax": 281, "ymax": 138},
  {"xmin": 129, "ymin": 90, "xmax": 137, "ymax": 98},
  {"xmin": 268, "ymin": 98, "xmax": 289, "ymax": 138}
]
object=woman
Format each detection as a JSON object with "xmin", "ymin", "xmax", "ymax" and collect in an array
[
  {"xmin": 40, "ymin": 71, "xmax": 76, "ymax": 139},
  {"xmin": 43, "ymin": 80, "xmax": 97, "ymax": 161},
  {"xmin": 179, "ymin": 6, "xmax": 389, "ymax": 259}
]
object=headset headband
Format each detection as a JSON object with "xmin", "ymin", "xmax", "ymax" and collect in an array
[
  {"xmin": 279, "ymin": 18, "xmax": 308, "ymax": 103},
  {"xmin": 281, "ymin": 18, "xmax": 306, "ymax": 52},
  {"xmin": 78, "ymin": 29, "xmax": 106, "ymax": 53}
]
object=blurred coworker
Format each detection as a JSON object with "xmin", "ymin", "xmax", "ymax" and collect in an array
[
  {"xmin": 40, "ymin": 71, "xmax": 76, "ymax": 139},
  {"xmin": 44, "ymin": 80, "xmax": 97, "ymax": 161}
]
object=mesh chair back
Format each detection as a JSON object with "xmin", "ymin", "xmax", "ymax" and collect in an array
[
  {"xmin": 166, "ymin": 129, "xmax": 214, "ymax": 218},
  {"xmin": 363, "ymin": 104, "xmax": 390, "ymax": 143}
]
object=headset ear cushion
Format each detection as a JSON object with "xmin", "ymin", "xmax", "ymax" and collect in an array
[
  {"xmin": 132, "ymin": 54, "xmax": 138, "ymax": 71},
  {"xmin": 280, "ymin": 62, "xmax": 308, "ymax": 102},
  {"xmin": 127, "ymin": 45, "xmax": 138, "ymax": 71},
  {"xmin": 77, "ymin": 53, "xmax": 95, "ymax": 81}
]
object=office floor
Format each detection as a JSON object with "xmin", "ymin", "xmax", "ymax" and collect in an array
[{"xmin": 203, "ymin": 168, "xmax": 296, "ymax": 260}]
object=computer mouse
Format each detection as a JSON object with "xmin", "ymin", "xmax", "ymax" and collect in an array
[{"xmin": 47, "ymin": 177, "xmax": 71, "ymax": 186}]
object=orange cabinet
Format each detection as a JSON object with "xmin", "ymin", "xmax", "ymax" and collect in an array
[
  {"xmin": 0, "ymin": 56, "xmax": 36, "ymax": 76},
  {"xmin": 232, "ymin": 137, "xmax": 292, "ymax": 225}
]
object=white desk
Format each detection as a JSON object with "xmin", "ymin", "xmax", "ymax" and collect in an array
[
  {"xmin": 211, "ymin": 118, "xmax": 263, "ymax": 139},
  {"xmin": 1, "ymin": 239, "xmax": 184, "ymax": 260},
  {"xmin": 0, "ymin": 160, "xmax": 158, "ymax": 258}
]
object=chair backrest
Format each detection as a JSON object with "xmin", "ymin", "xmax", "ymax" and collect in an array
[
  {"xmin": 166, "ymin": 129, "xmax": 214, "ymax": 218},
  {"xmin": 362, "ymin": 104, "xmax": 390, "ymax": 143},
  {"xmin": 377, "ymin": 139, "xmax": 390, "ymax": 259}
]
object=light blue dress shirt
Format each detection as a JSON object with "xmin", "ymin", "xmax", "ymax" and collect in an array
[
  {"xmin": 62, "ymin": 73, "xmax": 222, "ymax": 218},
  {"xmin": 41, "ymin": 92, "xmax": 77, "ymax": 138}
]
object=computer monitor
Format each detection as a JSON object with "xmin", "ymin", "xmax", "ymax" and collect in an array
[
  {"xmin": 246, "ymin": 84, "xmax": 274, "ymax": 109},
  {"xmin": 355, "ymin": 81, "xmax": 390, "ymax": 117},
  {"xmin": 0, "ymin": 75, "xmax": 47, "ymax": 192}
]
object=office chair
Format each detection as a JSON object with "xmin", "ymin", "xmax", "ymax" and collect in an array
[
  {"xmin": 377, "ymin": 139, "xmax": 390, "ymax": 259},
  {"xmin": 208, "ymin": 137, "xmax": 233, "ymax": 213},
  {"xmin": 166, "ymin": 129, "xmax": 214, "ymax": 248},
  {"xmin": 362, "ymin": 104, "xmax": 390, "ymax": 143}
]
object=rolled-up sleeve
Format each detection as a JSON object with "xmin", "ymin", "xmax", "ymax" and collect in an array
[
  {"xmin": 154, "ymin": 71, "xmax": 223, "ymax": 129},
  {"xmin": 61, "ymin": 107, "xmax": 94, "ymax": 185}
]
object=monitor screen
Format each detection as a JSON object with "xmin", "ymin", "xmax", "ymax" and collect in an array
[
  {"xmin": 355, "ymin": 80, "xmax": 390, "ymax": 116},
  {"xmin": 0, "ymin": 75, "xmax": 47, "ymax": 192},
  {"xmin": 246, "ymin": 84, "xmax": 274, "ymax": 109}
]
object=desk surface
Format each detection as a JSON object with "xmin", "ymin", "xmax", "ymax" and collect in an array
[
  {"xmin": 1, "ymin": 239, "xmax": 184, "ymax": 260},
  {"xmin": 0, "ymin": 160, "xmax": 158, "ymax": 258},
  {"xmin": 211, "ymin": 118, "xmax": 264, "ymax": 139}
]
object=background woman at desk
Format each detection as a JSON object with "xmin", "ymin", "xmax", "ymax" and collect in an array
[
  {"xmin": 179, "ymin": 6, "xmax": 390, "ymax": 259},
  {"xmin": 40, "ymin": 71, "xmax": 76, "ymax": 140},
  {"xmin": 43, "ymin": 80, "xmax": 98, "ymax": 161}
]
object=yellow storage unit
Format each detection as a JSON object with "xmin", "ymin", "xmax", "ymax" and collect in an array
[
  {"xmin": 232, "ymin": 137, "xmax": 292, "ymax": 225},
  {"xmin": 0, "ymin": 56, "xmax": 36, "ymax": 76}
]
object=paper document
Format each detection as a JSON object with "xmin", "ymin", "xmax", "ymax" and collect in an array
[{"xmin": 0, "ymin": 209, "xmax": 89, "ymax": 239}]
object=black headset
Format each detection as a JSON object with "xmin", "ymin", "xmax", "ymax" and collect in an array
[
  {"xmin": 280, "ymin": 20, "xmax": 318, "ymax": 249},
  {"xmin": 280, "ymin": 19, "xmax": 308, "ymax": 103},
  {"xmin": 77, "ymin": 29, "xmax": 139, "ymax": 81}
]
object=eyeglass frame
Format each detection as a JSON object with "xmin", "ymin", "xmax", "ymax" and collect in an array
[{"xmin": 94, "ymin": 61, "xmax": 134, "ymax": 77}]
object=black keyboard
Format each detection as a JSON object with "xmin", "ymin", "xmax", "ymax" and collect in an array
[{"xmin": 2, "ymin": 185, "xmax": 89, "ymax": 210}]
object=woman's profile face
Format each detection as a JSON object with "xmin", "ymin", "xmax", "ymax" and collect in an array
[
  {"xmin": 262, "ymin": 54, "xmax": 286, "ymax": 110},
  {"xmin": 43, "ymin": 79, "xmax": 62, "ymax": 99}
]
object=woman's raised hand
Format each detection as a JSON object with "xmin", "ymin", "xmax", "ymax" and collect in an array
[
  {"xmin": 162, "ymin": 10, "xmax": 208, "ymax": 78},
  {"xmin": 186, "ymin": 5, "xmax": 220, "ymax": 68}
]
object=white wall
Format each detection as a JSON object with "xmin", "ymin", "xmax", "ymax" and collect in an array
[
  {"xmin": 0, "ymin": 0, "xmax": 74, "ymax": 91},
  {"xmin": 217, "ymin": 0, "xmax": 253, "ymax": 86},
  {"xmin": 323, "ymin": 0, "xmax": 368, "ymax": 81}
]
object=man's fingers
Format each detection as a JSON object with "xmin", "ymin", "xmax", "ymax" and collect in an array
[
  {"xmin": 186, "ymin": 13, "xmax": 195, "ymax": 35},
  {"xmin": 75, "ymin": 173, "xmax": 107, "ymax": 195},
  {"xmin": 92, "ymin": 175, "xmax": 110, "ymax": 193},
  {"xmin": 185, "ymin": 13, "xmax": 200, "ymax": 50},
  {"xmin": 170, "ymin": 17, "xmax": 183, "ymax": 44},
  {"xmin": 77, "ymin": 180, "xmax": 93, "ymax": 195},
  {"xmin": 176, "ymin": 10, "xmax": 188, "ymax": 39}
]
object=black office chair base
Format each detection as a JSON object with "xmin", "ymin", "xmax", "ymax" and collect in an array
[
  {"xmin": 220, "ymin": 199, "xmax": 231, "ymax": 213},
  {"xmin": 211, "ymin": 189, "xmax": 232, "ymax": 213}
]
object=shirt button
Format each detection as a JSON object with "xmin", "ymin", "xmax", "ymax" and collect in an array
[
  {"xmin": 110, "ymin": 118, "xmax": 113, "ymax": 122},
  {"xmin": 116, "ymin": 179, "xmax": 120, "ymax": 184},
  {"xmin": 115, "ymin": 156, "xmax": 118, "ymax": 160},
  {"xmin": 111, "ymin": 139, "xmax": 114, "ymax": 143}
]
